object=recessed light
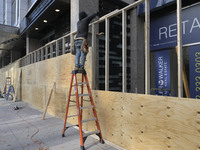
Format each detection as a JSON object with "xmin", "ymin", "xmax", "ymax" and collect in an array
[
  {"xmin": 35, "ymin": 28, "xmax": 39, "ymax": 30},
  {"xmin": 55, "ymin": 9, "xmax": 60, "ymax": 12},
  {"xmin": 43, "ymin": 20, "xmax": 47, "ymax": 23}
]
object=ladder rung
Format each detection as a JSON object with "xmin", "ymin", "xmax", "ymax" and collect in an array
[
  {"xmin": 79, "ymin": 94, "xmax": 90, "ymax": 97},
  {"xmin": 83, "ymin": 130, "xmax": 100, "ymax": 138},
  {"xmin": 83, "ymin": 99, "xmax": 91, "ymax": 102},
  {"xmin": 71, "ymin": 94, "xmax": 90, "ymax": 97},
  {"xmin": 68, "ymin": 114, "xmax": 78, "ymax": 118},
  {"xmin": 80, "ymin": 105, "xmax": 93, "ymax": 110},
  {"xmin": 69, "ymin": 104, "xmax": 81, "ymax": 107},
  {"xmin": 82, "ymin": 117, "xmax": 96, "ymax": 123},
  {"xmin": 70, "ymin": 100, "xmax": 90, "ymax": 103},
  {"xmin": 72, "ymin": 82, "xmax": 88, "ymax": 86}
]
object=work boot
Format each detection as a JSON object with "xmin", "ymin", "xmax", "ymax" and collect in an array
[
  {"xmin": 79, "ymin": 67, "xmax": 86, "ymax": 74},
  {"xmin": 74, "ymin": 67, "xmax": 79, "ymax": 71},
  {"xmin": 79, "ymin": 67, "xmax": 85, "ymax": 71}
]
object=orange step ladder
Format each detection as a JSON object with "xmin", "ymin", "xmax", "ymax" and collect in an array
[{"xmin": 62, "ymin": 70, "xmax": 104, "ymax": 150}]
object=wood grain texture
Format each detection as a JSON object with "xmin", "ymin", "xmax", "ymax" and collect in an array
[
  {"xmin": 0, "ymin": 51, "xmax": 200, "ymax": 150},
  {"xmin": 92, "ymin": 92, "xmax": 200, "ymax": 150}
]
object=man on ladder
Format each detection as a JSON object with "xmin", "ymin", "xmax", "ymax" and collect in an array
[
  {"xmin": 62, "ymin": 11, "xmax": 104, "ymax": 150},
  {"xmin": 74, "ymin": 11, "xmax": 99, "ymax": 72}
]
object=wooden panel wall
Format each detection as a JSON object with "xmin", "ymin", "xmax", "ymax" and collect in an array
[
  {"xmin": 0, "ymin": 50, "xmax": 200, "ymax": 150},
  {"xmin": 92, "ymin": 91, "xmax": 200, "ymax": 150}
]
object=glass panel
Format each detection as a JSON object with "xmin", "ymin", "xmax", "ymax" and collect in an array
[
  {"xmin": 52, "ymin": 43, "xmax": 56, "ymax": 57},
  {"xmin": 98, "ymin": 21, "xmax": 105, "ymax": 90},
  {"xmin": 58, "ymin": 39, "xmax": 63, "ymax": 56},
  {"xmin": 109, "ymin": 14, "xmax": 122, "ymax": 92},
  {"xmin": 64, "ymin": 37, "xmax": 70, "ymax": 54}
]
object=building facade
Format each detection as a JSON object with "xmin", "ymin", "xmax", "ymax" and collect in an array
[
  {"xmin": 147, "ymin": 0, "xmax": 200, "ymax": 99},
  {"xmin": 0, "ymin": 0, "xmax": 199, "ymax": 99}
]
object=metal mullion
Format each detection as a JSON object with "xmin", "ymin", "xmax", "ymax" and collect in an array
[
  {"xmin": 31, "ymin": 54, "xmax": 33, "ymax": 64},
  {"xmin": 62, "ymin": 37, "xmax": 65, "ymax": 54},
  {"xmin": 177, "ymin": 0, "xmax": 183, "ymax": 97},
  {"xmin": 45, "ymin": 46, "xmax": 48, "ymax": 60},
  {"xmin": 145, "ymin": 0, "xmax": 150, "ymax": 94},
  {"xmin": 122, "ymin": 10, "xmax": 127, "ymax": 93},
  {"xmin": 50, "ymin": 43, "xmax": 53, "ymax": 58},
  {"xmin": 38, "ymin": 50, "xmax": 40, "ymax": 61},
  {"xmin": 29, "ymin": 55, "xmax": 31, "ymax": 64},
  {"xmin": 41, "ymin": 48, "xmax": 44, "ymax": 61},
  {"xmin": 56, "ymin": 40, "xmax": 59, "ymax": 57},
  {"xmin": 92, "ymin": 24, "xmax": 97, "ymax": 90},
  {"xmin": 105, "ymin": 18, "xmax": 109, "ymax": 91},
  {"xmin": 28, "ymin": 55, "xmax": 30, "ymax": 64},
  {"xmin": 34, "ymin": 52, "xmax": 36, "ymax": 63},
  {"xmin": 26, "ymin": 57, "xmax": 28, "ymax": 65}
]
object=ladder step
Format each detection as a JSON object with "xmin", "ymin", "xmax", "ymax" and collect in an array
[
  {"xmin": 71, "ymin": 94, "xmax": 90, "ymax": 97},
  {"xmin": 82, "ymin": 117, "xmax": 97, "ymax": 123},
  {"xmin": 72, "ymin": 82, "xmax": 88, "ymax": 86},
  {"xmin": 68, "ymin": 114, "xmax": 78, "ymax": 118},
  {"xmin": 83, "ymin": 130, "xmax": 100, "ymax": 138},
  {"xmin": 79, "ymin": 94, "xmax": 90, "ymax": 97},
  {"xmin": 80, "ymin": 105, "xmax": 94, "ymax": 110},
  {"xmin": 70, "ymin": 100, "xmax": 76, "ymax": 103},
  {"xmin": 70, "ymin": 100, "xmax": 90, "ymax": 103},
  {"xmin": 69, "ymin": 104, "xmax": 81, "ymax": 107},
  {"xmin": 82, "ymin": 99, "xmax": 91, "ymax": 102},
  {"xmin": 69, "ymin": 104, "xmax": 77, "ymax": 107}
]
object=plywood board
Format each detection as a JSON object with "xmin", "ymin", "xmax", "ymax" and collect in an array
[
  {"xmin": 1, "ymin": 52, "xmax": 200, "ymax": 150},
  {"xmin": 92, "ymin": 90, "xmax": 124, "ymax": 148},
  {"xmin": 92, "ymin": 92, "xmax": 200, "ymax": 150}
]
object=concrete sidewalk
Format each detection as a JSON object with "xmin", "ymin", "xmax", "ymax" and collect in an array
[{"xmin": 0, "ymin": 99, "xmax": 124, "ymax": 150}]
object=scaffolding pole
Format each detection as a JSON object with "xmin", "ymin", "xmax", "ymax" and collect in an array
[
  {"xmin": 145, "ymin": 0, "xmax": 150, "ymax": 94},
  {"xmin": 177, "ymin": 0, "xmax": 183, "ymax": 97},
  {"xmin": 122, "ymin": 10, "xmax": 127, "ymax": 93},
  {"xmin": 105, "ymin": 18, "xmax": 109, "ymax": 91}
]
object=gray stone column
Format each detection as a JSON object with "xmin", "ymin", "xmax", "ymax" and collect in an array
[
  {"xmin": 26, "ymin": 35, "xmax": 40, "ymax": 54},
  {"xmin": 19, "ymin": 0, "xmax": 28, "ymax": 23},
  {"xmin": 0, "ymin": 0, "xmax": 3, "ymax": 24},
  {"xmin": 130, "ymin": 4, "xmax": 145, "ymax": 94},
  {"xmin": 70, "ymin": 0, "xmax": 98, "ymax": 32},
  {"xmin": 15, "ymin": 0, "xmax": 19, "ymax": 27},
  {"xmin": 26, "ymin": 35, "xmax": 29, "ymax": 55},
  {"xmin": 5, "ymin": 0, "xmax": 12, "ymax": 25},
  {"xmin": 71, "ymin": 0, "xmax": 79, "ymax": 32},
  {"xmin": 29, "ymin": 38, "xmax": 40, "ymax": 52}
]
